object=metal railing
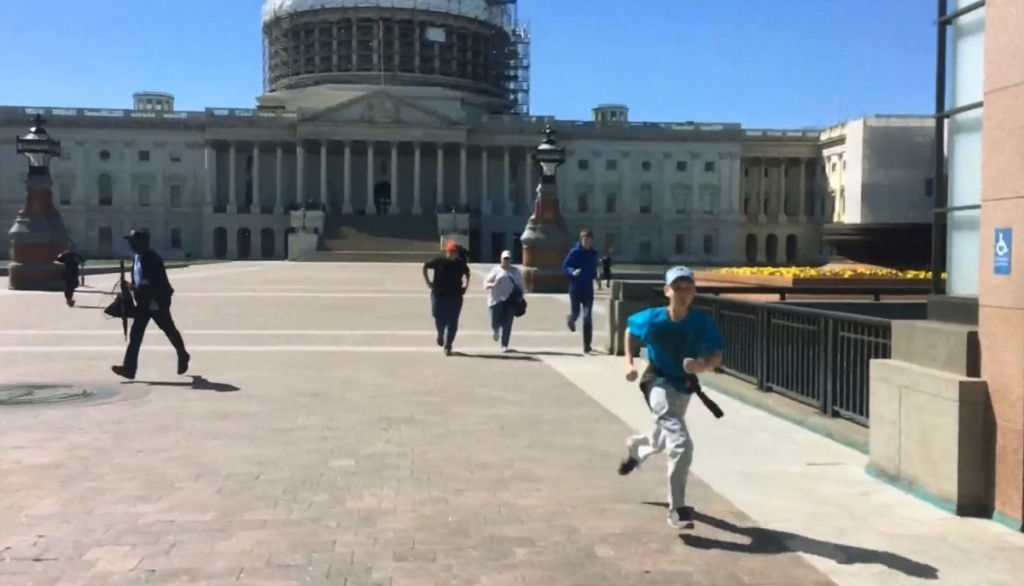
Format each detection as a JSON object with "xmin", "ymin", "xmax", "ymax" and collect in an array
[{"xmin": 691, "ymin": 295, "xmax": 890, "ymax": 425}]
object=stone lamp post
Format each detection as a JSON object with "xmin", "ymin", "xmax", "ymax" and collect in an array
[
  {"xmin": 519, "ymin": 125, "xmax": 572, "ymax": 293},
  {"xmin": 8, "ymin": 114, "xmax": 69, "ymax": 290}
]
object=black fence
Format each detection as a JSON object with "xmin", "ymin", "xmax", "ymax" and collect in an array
[{"xmin": 691, "ymin": 294, "xmax": 891, "ymax": 426}]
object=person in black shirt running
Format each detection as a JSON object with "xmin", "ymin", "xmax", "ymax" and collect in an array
[
  {"xmin": 423, "ymin": 240, "xmax": 471, "ymax": 355},
  {"xmin": 55, "ymin": 246, "xmax": 85, "ymax": 307}
]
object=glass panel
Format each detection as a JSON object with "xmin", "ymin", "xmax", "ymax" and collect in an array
[
  {"xmin": 951, "ymin": 3, "xmax": 985, "ymax": 108},
  {"xmin": 947, "ymin": 208, "xmax": 980, "ymax": 296}
]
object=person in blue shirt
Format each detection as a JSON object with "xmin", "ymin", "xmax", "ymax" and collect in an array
[
  {"xmin": 620, "ymin": 266, "xmax": 724, "ymax": 530},
  {"xmin": 561, "ymin": 229, "xmax": 600, "ymax": 353}
]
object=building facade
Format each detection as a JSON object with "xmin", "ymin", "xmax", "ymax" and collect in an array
[{"xmin": 0, "ymin": 0, "xmax": 931, "ymax": 265}]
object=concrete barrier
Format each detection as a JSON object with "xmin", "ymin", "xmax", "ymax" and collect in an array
[{"xmin": 605, "ymin": 280, "xmax": 666, "ymax": 356}]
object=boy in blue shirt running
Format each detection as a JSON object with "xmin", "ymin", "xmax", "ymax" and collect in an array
[{"xmin": 620, "ymin": 266, "xmax": 724, "ymax": 530}]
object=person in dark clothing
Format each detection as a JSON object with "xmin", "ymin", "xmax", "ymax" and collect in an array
[
  {"xmin": 562, "ymin": 229, "xmax": 600, "ymax": 353},
  {"xmin": 55, "ymin": 246, "xmax": 85, "ymax": 307},
  {"xmin": 600, "ymin": 255, "xmax": 613, "ymax": 289},
  {"xmin": 112, "ymin": 230, "xmax": 190, "ymax": 380},
  {"xmin": 423, "ymin": 240, "xmax": 471, "ymax": 356}
]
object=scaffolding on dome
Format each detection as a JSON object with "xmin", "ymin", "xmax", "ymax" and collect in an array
[{"xmin": 261, "ymin": 0, "xmax": 530, "ymax": 114}]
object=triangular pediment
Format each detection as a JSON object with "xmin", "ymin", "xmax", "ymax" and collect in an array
[{"xmin": 300, "ymin": 91, "xmax": 460, "ymax": 128}]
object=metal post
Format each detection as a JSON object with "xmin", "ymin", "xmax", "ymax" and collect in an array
[{"xmin": 931, "ymin": 0, "xmax": 948, "ymax": 295}]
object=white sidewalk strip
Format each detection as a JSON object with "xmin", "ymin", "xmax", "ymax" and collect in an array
[
  {"xmin": 544, "ymin": 355, "xmax": 1024, "ymax": 586},
  {"xmin": 0, "ymin": 330, "xmax": 584, "ymax": 336},
  {"xmin": 0, "ymin": 345, "xmax": 585, "ymax": 353}
]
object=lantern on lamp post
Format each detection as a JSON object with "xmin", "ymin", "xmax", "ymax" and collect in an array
[
  {"xmin": 519, "ymin": 125, "xmax": 573, "ymax": 293},
  {"xmin": 7, "ymin": 114, "xmax": 70, "ymax": 291}
]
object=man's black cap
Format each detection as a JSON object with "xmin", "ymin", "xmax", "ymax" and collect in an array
[{"xmin": 124, "ymin": 229, "xmax": 149, "ymax": 242}]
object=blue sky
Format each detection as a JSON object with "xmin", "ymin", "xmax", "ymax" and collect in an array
[{"xmin": 0, "ymin": 0, "xmax": 935, "ymax": 129}]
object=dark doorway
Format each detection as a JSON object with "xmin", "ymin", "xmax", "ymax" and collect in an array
[
  {"xmin": 237, "ymin": 228, "xmax": 252, "ymax": 260},
  {"xmin": 260, "ymin": 227, "xmax": 275, "ymax": 259},
  {"xmin": 491, "ymin": 231, "xmax": 506, "ymax": 262},
  {"xmin": 213, "ymin": 227, "xmax": 228, "ymax": 259},
  {"xmin": 744, "ymin": 234, "xmax": 757, "ymax": 264},
  {"xmin": 468, "ymin": 229, "xmax": 481, "ymax": 262},
  {"xmin": 373, "ymin": 181, "xmax": 392, "ymax": 215},
  {"xmin": 785, "ymin": 234, "xmax": 798, "ymax": 264},
  {"xmin": 765, "ymin": 234, "xmax": 779, "ymax": 265},
  {"xmin": 283, "ymin": 227, "xmax": 295, "ymax": 258},
  {"xmin": 512, "ymin": 236, "xmax": 523, "ymax": 264}
]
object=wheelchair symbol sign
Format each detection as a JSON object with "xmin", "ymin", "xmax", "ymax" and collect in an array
[{"xmin": 995, "ymin": 228, "xmax": 1013, "ymax": 275}]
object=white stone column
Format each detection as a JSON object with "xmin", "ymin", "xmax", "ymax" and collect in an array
[
  {"xmin": 367, "ymin": 141, "xmax": 375, "ymax": 209},
  {"xmin": 689, "ymin": 154, "xmax": 699, "ymax": 216},
  {"xmin": 275, "ymin": 144, "xmax": 283, "ymax": 212},
  {"xmin": 228, "ymin": 142, "xmax": 237, "ymax": 210},
  {"xmin": 798, "ymin": 159, "xmax": 808, "ymax": 220},
  {"xmin": 413, "ymin": 141, "xmax": 422, "ymax": 215},
  {"xmin": 390, "ymin": 142, "xmax": 399, "ymax": 214},
  {"xmin": 503, "ymin": 147, "xmax": 511, "ymax": 215},
  {"xmin": 319, "ymin": 141, "xmax": 328, "ymax": 206},
  {"xmin": 522, "ymin": 148, "xmax": 531, "ymax": 213},
  {"xmin": 252, "ymin": 143, "xmax": 260, "ymax": 212},
  {"xmin": 481, "ymin": 147, "xmax": 490, "ymax": 214},
  {"xmin": 204, "ymin": 145, "xmax": 215, "ymax": 208},
  {"xmin": 459, "ymin": 144, "xmax": 468, "ymax": 208},
  {"xmin": 75, "ymin": 142, "xmax": 87, "ymax": 207},
  {"xmin": 296, "ymin": 142, "xmax": 305, "ymax": 206},
  {"xmin": 757, "ymin": 159, "xmax": 766, "ymax": 220},
  {"xmin": 343, "ymin": 141, "xmax": 353, "ymax": 214},
  {"xmin": 436, "ymin": 143, "xmax": 445, "ymax": 211},
  {"xmin": 778, "ymin": 158, "xmax": 787, "ymax": 218}
]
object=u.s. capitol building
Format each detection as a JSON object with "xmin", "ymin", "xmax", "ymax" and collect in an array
[{"xmin": 0, "ymin": 0, "xmax": 936, "ymax": 265}]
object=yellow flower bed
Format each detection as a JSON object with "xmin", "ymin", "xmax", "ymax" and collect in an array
[{"xmin": 718, "ymin": 267, "xmax": 945, "ymax": 279}]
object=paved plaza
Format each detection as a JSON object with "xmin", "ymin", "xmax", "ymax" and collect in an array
[{"xmin": 0, "ymin": 262, "xmax": 1022, "ymax": 586}]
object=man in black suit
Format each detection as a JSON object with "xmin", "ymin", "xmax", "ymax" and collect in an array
[{"xmin": 112, "ymin": 230, "xmax": 190, "ymax": 380}]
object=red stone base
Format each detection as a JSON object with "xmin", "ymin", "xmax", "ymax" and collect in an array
[
  {"xmin": 7, "ymin": 262, "xmax": 64, "ymax": 291},
  {"xmin": 521, "ymin": 267, "xmax": 569, "ymax": 294}
]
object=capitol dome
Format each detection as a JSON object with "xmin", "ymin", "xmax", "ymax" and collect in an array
[
  {"xmin": 262, "ymin": 0, "xmax": 501, "ymax": 25},
  {"xmin": 260, "ymin": 0, "xmax": 529, "ymax": 113}
]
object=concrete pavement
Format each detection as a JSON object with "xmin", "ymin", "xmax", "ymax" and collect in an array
[{"xmin": 0, "ymin": 261, "xmax": 1019, "ymax": 585}]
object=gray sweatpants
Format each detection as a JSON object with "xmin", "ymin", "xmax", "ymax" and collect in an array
[{"xmin": 626, "ymin": 382, "xmax": 694, "ymax": 511}]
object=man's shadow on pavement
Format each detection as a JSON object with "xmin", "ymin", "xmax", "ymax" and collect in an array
[
  {"xmin": 642, "ymin": 502, "xmax": 938, "ymax": 580},
  {"xmin": 454, "ymin": 349, "xmax": 583, "ymax": 360},
  {"xmin": 126, "ymin": 375, "xmax": 240, "ymax": 393}
]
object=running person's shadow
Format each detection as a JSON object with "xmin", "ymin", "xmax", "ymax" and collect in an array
[
  {"xmin": 127, "ymin": 375, "xmax": 240, "ymax": 393},
  {"xmin": 643, "ymin": 502, "xmax": 938, "ymax": 579}
]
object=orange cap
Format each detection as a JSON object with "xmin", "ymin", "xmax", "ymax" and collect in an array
[{"xmin": 445, "ymin": 240, "xmax": 458, "ymax": 252}]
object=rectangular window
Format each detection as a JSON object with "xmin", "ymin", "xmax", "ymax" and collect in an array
[
  {"xmin": 170, "ymin": 184, "xmax": 183, "ymax": 208},
  {"xmin": 674, "ymin": 234, "xmax": 686, "ymax": 255},
  {"xmin": 169, "ymin": 152, "xmax": 182, "ymax": 163},
  {"xmin": 98, "ymin": 227, "xmax": 113, "ymax": 256},
  {"xmin": 605, "ymin": 159, "xmax": 617, "ymax": 171},
  {"xmin": 137, "ymin": 184, "xmax": 152, "ymax": 207},
  {"xmin": 138, "ymin": 150, "xmax": 150, "ymax": 162},
  {"xmin": 703, "ymin": 234, "xmax": 715, "ymax": 255},
  {"xmin": 577, "ymin": 159, "xmax": 589, "ymax": 170},
  {"xmin": 638, "ymin": 240, "xmax": 652, "ymax": 258},
  {"xmin": 576, "ymin": 191, "xmax": 589, "ymax": 213},
  {"xmin": 925, "ymin": 178, "xmax": 934, "ymax": 198},
  {"xmin": 638, "ymin": 183, "xmax": 653, "ymax": 214},
  {"xmin": 58, "ymin": 181, "xmax": 73, "ymax": 206},
  {"xmin": 604, "ymin": 192, "xmax": 617, "ymax": 214},
  {"xmin": 704, "ymin": 161, "xmax": 715, "ymax": 173},
  {"xmin": 170, "ymin": 228, "xmax": 182, "ymax": 250},
  {"xmin": 676, "ymin": 161, "xmax": 687, "ymax": 172}
]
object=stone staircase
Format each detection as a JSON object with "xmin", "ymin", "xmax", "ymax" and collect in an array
[{"xmin": 295, "ymin": 213, "xmax": 440, "ymax": 263}]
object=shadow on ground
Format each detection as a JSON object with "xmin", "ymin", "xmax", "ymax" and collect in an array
[
  {"xmin": 454, "ymin": 349, "xmax": 583, "ymax": 360},
  {"xmin": 127, "ymin": 375, "xmax": 240, "ymax": 393},
  {"xmin": 642, "ymin": 502, "xmax": 938, "ymax": 580}
]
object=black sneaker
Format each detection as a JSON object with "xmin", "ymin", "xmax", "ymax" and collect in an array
[
  {"xmin": 566, "ymin": 315, "xmax": 576, "ymax": 332},
  {"xmin": 436, "ymin": 335, "xmax": 444, "ymax": 347},
  {"xmin": 668, "ymin": 507, "xmax": 695, "ymax": 530},
  {"xmin": 444, "ymin": 347, "xmax": 452, "ymax": 356},
  {"xmin": 583, "ymin": 346, "xmax": 593, "ymax": 355},
  {"xmin": 111, "ymin": 365, "xmax": 135, "ymax": 380},
  {"xmin": 617, "ymin": 457, "xmax": 639, "ymax": 476},
  {"xmin": 177, "ymin": 353, "xmax": 190, "ymax": 375}
]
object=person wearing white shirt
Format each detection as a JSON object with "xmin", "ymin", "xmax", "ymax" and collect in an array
[{"xmin": 483, "ymin": 250, "xmax": 525, "ymax": 353}]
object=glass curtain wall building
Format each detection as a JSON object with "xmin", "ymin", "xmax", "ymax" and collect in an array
[{"xmin": 932, "ymin": 0, "xmax": 985, "ymax": 323}]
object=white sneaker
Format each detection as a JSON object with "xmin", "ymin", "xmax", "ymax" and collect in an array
[{"xmin": 501, "ymin": 346, "xmax": 510, "ymax": 353}]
